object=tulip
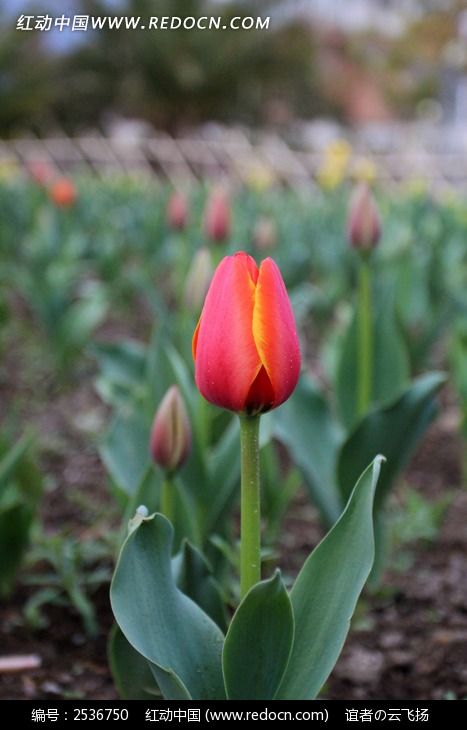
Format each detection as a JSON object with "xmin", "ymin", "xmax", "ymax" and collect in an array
[
  {"xmin": 27, "ymin": 160, "xmax": 54, "ymax": 187},
  {"xmin": 203, "ymin": 189, "xmax": 231, "ymax": 243},
  {"xmin": 184, "ymin": 247, "xmax": 213, "ymax": 312},
  {"xmin": 347, "ymin": 182, "xmax": 380, "ymax": 252},
  {"xmin": 49, "ymin": 177, "xmax": 77, "ymax": 208},
  {"xmin": 167, "ymin": 190, "xmax": 188, "ymax": 231},
  {"xmin": 252, "ymin": 216, "xmax": 277, "ymax": 252},
  {"xmin": 150, "ymin": 385, "xmax": 191, "ymax": 474},
  {"xmin": 192, "ymin": 252, "xmax": 301, "ymax": 415},
  {"xmin": 347, "ymin": 184, "xmax": 381, "ymax": 416},
  {"xmin": 193, "ymin": 251, "xmax": 300, "ymax": 596}
]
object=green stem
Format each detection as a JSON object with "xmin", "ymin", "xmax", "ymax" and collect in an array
[
  {"xmin": 160, "ymin": 476, "xmax": 174, "ymax": 523},
  {"xmin": 239, "ymin": 414, "xmax": 261, "ymax": 598},
  {"xmin": 357, "ymin": 257, "xmax": 373, "ymax": 417}
]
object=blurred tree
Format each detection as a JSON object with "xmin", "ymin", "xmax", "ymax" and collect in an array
[
  {"xmin": 0, "ymin": 0, "xmax": 322, "ymax": 134},
  {"xmin": 0, "ymin": 27, "xmax": 56, "ymax": 135}
]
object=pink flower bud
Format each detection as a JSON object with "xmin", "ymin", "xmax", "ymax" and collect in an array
[
  {"xmin": 184, "ymin": 247, "xmax": 213, "ymax": 312},
  {"xmin": 167, "ymin": 191, "xmax": 188, "ymax": 231},
  {"xmin": 150, "ymin": 386, "xmax": 191, "ymax": 474},
  {"xmin": 204, "ymin": 189, "xmax": 231, "ymax": 244},
  {"xmin": 27, "ymin": 161, "xmax": 54, "ymax": 187},
  {"xmin": 253, "ymin": 216, "xmax": 277, "ymax": 251},
  {"xmin": 347, "ymin": 183, "xmax": 381, "ymax": 252}
]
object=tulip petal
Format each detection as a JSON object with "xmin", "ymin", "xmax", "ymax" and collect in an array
[
  {"xmin": 253, "ymin": 258, "xmax": 301, "ymax": 407},
  {"xmin": 194, "ymin": 253, "xmax": 262, "ymax": 412}
]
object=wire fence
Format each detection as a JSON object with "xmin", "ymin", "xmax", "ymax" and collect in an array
[{"xmin": 2, "ymin": 128, "xmax": 467, "ymax": 190}]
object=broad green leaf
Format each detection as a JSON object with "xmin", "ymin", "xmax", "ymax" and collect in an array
[
  {"xmin": 172, "ymin": 541, "xmax": 227, "ymax": 632},
  {"xmin": 110, "ymin": 513, "xmax": 226, "ymax": 700},
  {"xmin": 100, "ymin": 410, "xmax": 151, "ymax": 499},
  {"xmin": 336, "ymin": 288, "xmax": 410, "ymax": 430},
  {"xmin": 273, "ymin": 374, "xmax": 343, "ymax": 527},
  {"xmin": 206, "ymin": 418, "xmax": 240, "ymax": 531},
  {"xmin": 223, "ymin": 571, "xmax": 294, "ymax": 700},
  {"xmin": 91, "ymin": 339, "xmax": 147, "ymax": 388},
  {"xmin": 338, "ymin": 372, "xmax": 446, "ymax": 509},
  {"xmin": 108, "ymin": 624, "xmax": 160, "ymax": 700},
  {"xmin": 276, "ymin": 456, "xmax": 384, "ymax": 700}
]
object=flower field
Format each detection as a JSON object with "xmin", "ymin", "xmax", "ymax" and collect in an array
[{"xmin": 0, "ymin": 167, "xmax": 466, "ymax": 700}]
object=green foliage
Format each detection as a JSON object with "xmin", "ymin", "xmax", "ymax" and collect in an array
[
  {"xmin": 0, "ymin": 433, "xmax": 42, "ymax": 597},
  {"xmin": 111, "ymin": 513, "xmax": 226, "ymax": 700},
  {"xmin": 23, "ymin": 533, "xmax": 113, "ymax": 635},
  {"xmin": 111, "ymin": 457, "xmax": 382, "ymax": 700},
  {"xmin": 223, "ymin": 571, "xmax": 294, "ymax": 700}
]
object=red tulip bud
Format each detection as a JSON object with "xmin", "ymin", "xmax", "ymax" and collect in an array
[
  {"xmin": 167, "ymin": 190, "xmax": 188, "ymax": 231},
  {"xmin": 27, "ymin": 161, "xmax": 54, "ymax": 187},
  {"xmin": 49, "ymin": 177, "xmax": 77, "ymax": 208},
  {"xmin": 204, "ymin": 189, "xmax": 231, "ymax": 243},
  {"xmin": 347, "ymin": 183, "xmax": 381, "ymax": 252},
  {"xmin": 150, "ymin": 386, "xmax": 191, "ymax": 474},
  {"xmin": 253, "ymin": 216, "xmax": 277, "ymax": 251},
  {"xmin": 193, "ymin": 252, "xmax": 301, "ymax": 414},
  {"xmin": 184, "ymin": 247, "xmax": 213, "ymax": 312}
]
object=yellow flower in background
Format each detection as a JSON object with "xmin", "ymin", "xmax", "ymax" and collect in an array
[
  {"xmin": 317, "ymin": 138, "xmax": 352, "ymax": 190},
  {"xmin": 351, "ymin": 157, "xmax": 377, "ymax": 185},
  {"xmin": 243, "ymin": 161, "xmax": 276, "ymax": 192},
  {"xmin": 326, "ymin": 138, "xmax": 352, "ymax": 166},
  {"xmin": 401, "ymin": 178, "xmax": 429, "ymax": 199},
  {"xmin": 0, "ymin": 160, "xmax": 19, "ymax": 181}
]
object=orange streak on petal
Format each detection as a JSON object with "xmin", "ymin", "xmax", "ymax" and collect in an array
[
  {"xmin": 192, "ymin": 318, "xmax": 201, "ymax": 360},
  {"xmin": 253, "ymin": 258, "xmax": 301, "ymax": 407}
]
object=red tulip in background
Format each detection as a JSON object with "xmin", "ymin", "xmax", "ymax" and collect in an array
[
  {"xmin": 347, "ymin": 182, "xmax": 381, "ymax": 252},
  {"xmin": 193, "ymin": 252, "xmax": 301, "ymax": 414},
  {"xmin": 27, "ymin": 160, "xmax": 54, "ymax": 187},
  {"xmin": 203, "ymin": 189, "xmax": 231, "ymax": 243},
  {"xmin": 166, "ymin": 190, "xmax": 188, "ymax": 231},
  {"xmin": 49, "ymin": 177, "xmax": 77, "ymax": 208}
]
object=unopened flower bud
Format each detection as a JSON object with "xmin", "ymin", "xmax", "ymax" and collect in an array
[
  {"xmin": 49, "ymin": 177, "xmax": 77, "ymax": 208},
  {"xmin": 184, "ymin": 247, "xmax": 213, "ymax": 312},
  {"xmin": 204, "ymin": 188, "xmax": 231, "ymax": 244},
  {"xmin": 27, "ymin": 160, "xmax": 54, "ymax": 187},
  {"xmin": 150, "ymin": 386, "xmax": 191, "ymax": 474},
  {"xmin": 347, "ymin": 183, "xmax": 381, "ymax": 252},
  {"xmin": 167, "ymin": 190, "xmax": 188, "ymax": 231},
  {"xmin": 253, "ymin": 216, "xmax": 277, "ymax": 251}
]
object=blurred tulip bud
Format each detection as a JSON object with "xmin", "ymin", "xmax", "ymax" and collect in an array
[
  {"xmin": 27, "ymin": 161, "xmax": 54, "ymax": 187},
  {"xmin": 49, "ymin": 177, "xmax": 77, "ymax": 208},
  {"xmin": 184, "ymin": 247, "xmax": 213, "ymax": 312},
  {"xmin": 204, "ymin": 188, "xmax": 231, "ymax": 243},
  {"xmin": 167, "ymin": 190, "xmax": 188, "ymax": 231},
  {"xmin": 253, "ymin": 216, "xmax": 277, "ymax": 251},
  {"xmin": 150, "ymin": 386, "xmax": 191, "ymax": 474},
  {"xmin": 347, "ymin": 182, "xmax": 381, "ymax": 252}
]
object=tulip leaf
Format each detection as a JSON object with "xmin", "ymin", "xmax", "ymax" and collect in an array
[
  {"xmin": 275, "ymin": 456, "xmax": 383, "ymax": 700},
  {"xmin": 273, "ymin": 374, "xmax": 344, "ymax": 527},
  {"xmin": 110, "ymin": 513, "xmax": 226, "ymax": 700},
  {"xmin": 100, "ymin": 409, "xmax": 151, "ymax": 502},
  {"xmin": 337, "ymin": 372, "xmax": 446, "ymax": 509},
  {"xmin": 172, "ymin": 540, "xmax": 227, "ymax": 632},
  {"xmin": 336, "ymin": 288, "xmax": 410, "ymax": 430},
  {"xmin": 108, "ymin": 624, "xmax": 160, "ymax": 700},
  {"xmin": 222, "ymin": 571, "xmax": 294, "ymax": 700}
]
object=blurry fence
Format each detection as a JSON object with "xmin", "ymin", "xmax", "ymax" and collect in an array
[{"xmin": 2, "ymin": 128, "xmax": 467, "ymax": 190}]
